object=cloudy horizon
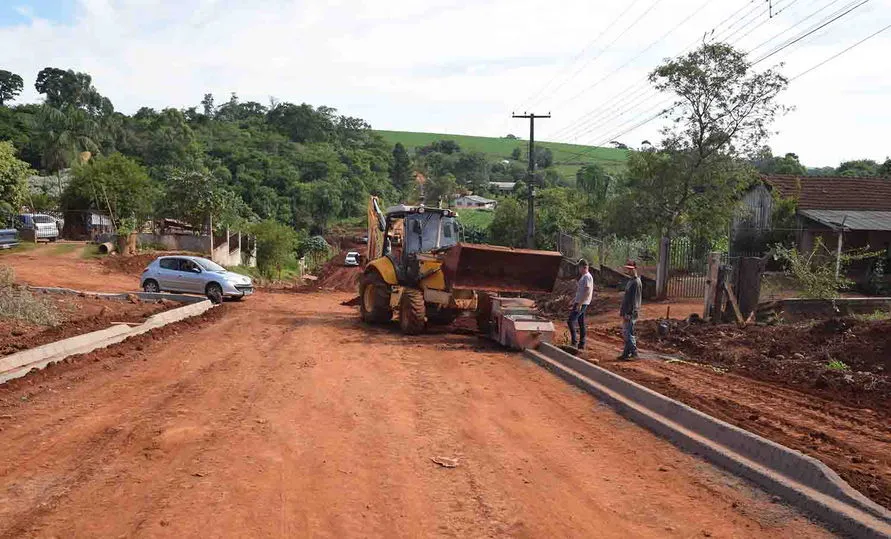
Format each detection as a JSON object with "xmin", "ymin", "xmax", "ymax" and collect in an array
[{"xmin": 2, "ymin": 0, "xmax": 889, "ymax": 168}]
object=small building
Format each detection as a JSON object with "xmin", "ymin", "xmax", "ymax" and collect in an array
[
  {"xmin": 489, "ymin": 181, "xmax": 516, "ymax": 194},
  {"xmin": 454, "ymin": 195, "xmax": 497, "ymax": 210},
  {"xmin": 734, "ymin": 175, "xmax": 891, "ymax": 283}
]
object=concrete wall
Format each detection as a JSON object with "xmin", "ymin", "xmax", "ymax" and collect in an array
[{"xmin": 95, "ymin": 231, "xmax": 257, "ymax": 268}]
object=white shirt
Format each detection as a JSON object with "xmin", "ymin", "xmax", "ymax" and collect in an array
[{"xmin": 574, "ymin": 272, "xmax": 594, "ymax": 306}]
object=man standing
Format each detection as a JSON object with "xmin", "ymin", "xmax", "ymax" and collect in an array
[
  {"xmin": 568, "ymin": 259, "xmax": 594, "ymax": 350},
  {"xmin": 619, "ymin": 260, "xmax": 642, "ymax": 360}
]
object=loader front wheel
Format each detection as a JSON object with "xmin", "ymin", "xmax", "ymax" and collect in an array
[
  {"xmin": 359, "ymin": 271, "xmax": 392, "ymax": 323},
  {"xmin": 399, "ymin": 287, "xmax": 427, "ymax": 334}
]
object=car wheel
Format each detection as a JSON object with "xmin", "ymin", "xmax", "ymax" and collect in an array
[
  {"xmin": 143, "ymin": 279, "xmax": 160, "ymax": 293},
  {"xmin": 206, "ymin": 282, "xmax": 224, "ymax": 304}
]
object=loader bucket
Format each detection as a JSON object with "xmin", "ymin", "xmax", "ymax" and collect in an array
[{"xmin": 441, "ymin": 243, "xmax": 563, "ymax": 293}]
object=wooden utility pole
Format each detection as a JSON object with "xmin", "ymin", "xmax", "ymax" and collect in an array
[{"xmin": 512, "ymin": 112, "xmax": 550, "ymax": 249}]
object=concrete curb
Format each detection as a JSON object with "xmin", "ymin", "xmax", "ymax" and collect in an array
[
  {"xmin": 29, "ymin": 286, "xmax": 207, "ymax": 304},
  {"xmin": 525, "ymin": 342, "xmax": 891, "ymax": 538},
  {"xmin": 0, "ymin": 300, "xmax": 215, "ymax": 384}
]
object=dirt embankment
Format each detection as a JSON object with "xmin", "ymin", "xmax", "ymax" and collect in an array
[
  {"xmin": 0, "ymin": 293, "xmax": 172, "ymax": 356},
  {"xmin": 587, "ymin": 317, "xmax": 891, "ymax": 511},
  {"xmin": 623, "ymin": 317, "xmax": 891, "ymax": 412}
]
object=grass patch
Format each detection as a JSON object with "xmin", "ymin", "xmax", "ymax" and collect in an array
[
  {"xmin": 826, "ymin": 359, "xmax": 850, "ymax": 372},
  {"xmin": 80, "ymin": 244, "xmax": 104, "ymax": 259},
  {"xmin": 3, "ymin": 242, "xmax": 37, "ymax": 254},
  {"xmin": 853, "ymin": 310, "xmax": 891, "ymax": 322},
  {"xmin": 50, "ymin": 243, "xmax": 80, "ymax": 256},
  {"xmin": 226, "ymin": 264, "xmax": 302, "ymax": 284},
  {"xmin": 0, "ymin": 266, "xmax": 59, "ymax": 326},
  {"xmin": 375, "ymin": 130, "xmax": 628, "ymax": 178},
  {"xmin": 456, "ymin": 208, "xmax": 495, "ymax": 230}
]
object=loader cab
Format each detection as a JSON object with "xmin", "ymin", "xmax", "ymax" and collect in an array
[{"xmin": 383, "ymin": 205, "xmax": 459, "ymax": 264}]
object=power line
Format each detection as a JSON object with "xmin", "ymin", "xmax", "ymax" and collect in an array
[
  {"xmin": 753, "ymin": 0, "xmax": 871, "ymax": 64},
  {"xmin": 551, "ymin": 0, "xmax": 717, "ymax": 111},
  {"xmin": 548, "ymin": 0, "xmax": 768, "ymax": 141},
  {"xmin": 515, "ymin": 0, "xmax": 645, "ymax": 112},
  {"xmin": 554, "ymin": 0, "xmax": 871, "ymax": 153},
  {"xmin": 790, "ymin": 21, "xmax": 891, "ymax": 80}
]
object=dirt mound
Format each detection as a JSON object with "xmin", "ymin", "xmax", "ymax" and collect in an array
[
  {"xmin": 101, "ymin": 253, "xmax": 161, "ymax": 275},
  {"xmin": 626, "ymin": 317, "xmax": 891, "ymax": 413},
  {"xmin": 310, "ymin": 256, "xmax": 361, "ymax": 292},
  {"xmin": 532, "ymin": 279, "xmax": 610, "ymax": 318}
]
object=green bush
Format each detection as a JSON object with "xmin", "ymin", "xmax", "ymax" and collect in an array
[{"xmin": 252, "ymin": 220, "xmax": 299, "ymax": 279}]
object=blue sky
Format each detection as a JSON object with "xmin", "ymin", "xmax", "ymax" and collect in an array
[
  {"xmin": 1, "ymin": 0, "xmax": 890, "ymax": 166},
  {"xmin": 0, "ymin": 0, "xmax": 73, "ymax": 26}
]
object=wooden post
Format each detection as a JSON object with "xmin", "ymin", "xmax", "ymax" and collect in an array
[
  {"xmin": 834, "ymin": 229, "xmax": 844, "ymax": 280},
  {"xmin": 714, "ymin": 264, "xmax": 730, "ymax": 323},
  {"xmin": 736, "ymin": 257, "xmax": 763, "ymax": 321},
  {"xmin": 703, "ymin": 252, "xmax": 721, "ymax": 320},
  {"xmin": 655, "ymin": 236, "xmax": 670, "ymax": 300}
]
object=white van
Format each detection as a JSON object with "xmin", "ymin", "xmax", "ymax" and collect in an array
[{"xmin": 17, "ymin": 213, "xmax": 60, "ymax": 242}]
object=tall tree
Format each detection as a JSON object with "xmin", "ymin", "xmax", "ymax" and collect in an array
[
  {"xmin": 27, "ymin": 105, "xmax": 99, "ymax": 173},
  {"xmin": 615, "ymin": 43, "xmax": 787, "ymax": 240},
  {"xmin": 0, "ymin": 140, "xmax": 32, "ymax": 214},
  {"xmin": 879, "ymin": 158, "xmax": 891, "ymax": 178},
  {"xmin": 0, "ymin": 70, "xmax": 24, "ymax": 105},
  {"xmin": 34, "ymin": 67, "xmax": 112, "ymax": 115},
  {"xmin": 63, "ymin": 153, "xmax": 156, "ymax": 224},
  {"xmin": 390, "ymin": 142, "xmax": 412, "ymax": 193},
  {"xmin": 837, "ymin": 159, "xmax": 879, "ymax": 177}
]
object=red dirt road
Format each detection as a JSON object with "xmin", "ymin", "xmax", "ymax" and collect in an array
[{"xmin": 0, "ymin": 288, "xmax": 831, "ymax": 537}]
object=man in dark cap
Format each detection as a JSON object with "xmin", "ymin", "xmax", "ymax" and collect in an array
[{"xmin": 619, "ymin": 259, "xmax": 642, "ymax": 360}]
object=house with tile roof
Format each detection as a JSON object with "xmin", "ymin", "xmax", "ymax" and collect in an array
[{"xmin": 734, "ymin": 175, "xmax": 891, "ymax": 283}]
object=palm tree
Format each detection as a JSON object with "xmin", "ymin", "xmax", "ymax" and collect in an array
[{"xmin": 27, "ymin": 105, "xmax": 99, "ymax": 173}]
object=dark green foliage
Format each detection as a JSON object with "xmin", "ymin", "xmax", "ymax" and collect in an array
[
  {"xmin": 753, "ymin": 148, "xmax": 807, "ymax": 175},
  {"xmin": 510, "ymin": 147, "xmax": 521, "ymax": 160},
  {"xmin": 391, "ymin": 142, "xmax": 412, "ymax": 193},
  {"xmin": 837, "ymin": 159, "xmax": 879, "ymax": 177},
  {"xmin": 0, "ymin": 141, "xmax": 31, "ymax": 214},
  {"xmin": 63, "ymin": 153, "xmax": 155, "ymax": 224},
  {"xmin": 532, "ymin": 147, "xmax": 553, "ymax": 169},
  {"xmin": 0, "ymin": 70, "xmax": 24, "ymax": 105},
  {"xmin": 252, "ymin": 219, "xmax": 300, "ymax": 279},
  {"xmin": 879, "ymin": 158, "xmax": 891, "ymax": 178}
]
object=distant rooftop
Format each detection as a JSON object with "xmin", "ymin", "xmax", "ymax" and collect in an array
[{"xmin": 763, "ymin": 174, "xmax": 891, "ymax": 211}]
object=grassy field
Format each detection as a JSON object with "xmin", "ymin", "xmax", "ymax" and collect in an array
[
  {"xmin": 456, "ymin": 208, "xmax": 495, "ymax": 230},
  {"xmin": 375, "ymin": 130, "xmax": 628, "ymax": 177}
]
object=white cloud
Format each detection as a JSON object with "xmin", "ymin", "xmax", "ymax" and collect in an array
[{"xmin": 1, "ymin": 0, "xmax": 889, "ymax": 166}]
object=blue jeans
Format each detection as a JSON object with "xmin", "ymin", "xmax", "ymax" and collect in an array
[
  {"xmin": 568, "ymin": 304, "xmax": 588, "ymax": 347},
  {"xmin": 622, "ymin": 316, "xmax": 638, "ymax": 357}
]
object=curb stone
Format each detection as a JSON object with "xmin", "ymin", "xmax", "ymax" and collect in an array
[
  {"xmin": 1, "ymin": 300, "xmax": 215, "ymax": 384},
  {"xmin": 525, "ymin": 342, "xmax": 891, "ymax": 538}
]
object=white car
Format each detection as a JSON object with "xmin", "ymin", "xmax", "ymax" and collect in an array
[
  {"xmin": 141, "ymin": 255, "xmax": 253, "ymax": 303},
  {"xmin": 344, "ymin": 251, "xmax": 361, "ymax": 267}
]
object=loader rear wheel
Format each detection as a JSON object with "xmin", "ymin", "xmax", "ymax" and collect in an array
[
  {"xmin": 359, "ymin": 271, "xmax": 392, "ymax": 323},
  {"xmin": 399, "ymin": 287, "xmax": 427, "ymax": 335}
]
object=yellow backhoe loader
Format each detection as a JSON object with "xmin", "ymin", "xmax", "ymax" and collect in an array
[{"xmin": 359, "ymin": 197, "xmax": 563, "ymax": 337}]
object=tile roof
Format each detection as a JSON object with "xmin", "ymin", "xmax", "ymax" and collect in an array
[{"xmin": 762, "ymin": 175, "xmax": 891, "ymax": 211}]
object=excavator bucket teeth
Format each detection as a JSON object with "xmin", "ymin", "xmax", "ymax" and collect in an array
[{"xmin": 441, "ymin": 243, "xmax": 563, "ymax": 293}]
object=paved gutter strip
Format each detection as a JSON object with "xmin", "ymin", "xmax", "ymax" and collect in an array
[
  {"xmin": 525, "ymin": 343, "xmax": 891, "ymax": 539},
  {"xmin": 29, "ymin": 286, "xmax": 207, "ymax": 304},
  {"xmin": 0, "ymin": 299, "xmax": 215, "ymax": 384}
]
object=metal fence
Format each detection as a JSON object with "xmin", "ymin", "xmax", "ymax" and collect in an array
[{"xmin": 666, "ymin": 237, "xmax": 711, "ymax": 298}]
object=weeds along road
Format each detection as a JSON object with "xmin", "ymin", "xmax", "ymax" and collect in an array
[{"xmin": 0, "ymin": 288, "xmax": 832, "ymax": 538}]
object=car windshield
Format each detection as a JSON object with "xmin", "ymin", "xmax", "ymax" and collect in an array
[
  {"xmin": 196, "ymin": 259, "xmax": 226, "ymax": 272},
  {"xmin": 33, "ymin": 215, "xmax": 55, "ymax": 224}
]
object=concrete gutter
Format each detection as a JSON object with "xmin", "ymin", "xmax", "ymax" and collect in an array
[
  {"xmin": 29, "ymin": 286, "xmax": 207, "ymax": 304},
  {"xmin": 525, "ymin": 342, "xmax": 891, "ymax": 538},
  {"xmin": 0, "ymin": 300, "xmax": 215, "ymax": 384}
]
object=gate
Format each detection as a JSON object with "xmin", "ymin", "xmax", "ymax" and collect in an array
[{"xmin": 666, "ymin": 237, "xmax": 709, "ymax": 298}]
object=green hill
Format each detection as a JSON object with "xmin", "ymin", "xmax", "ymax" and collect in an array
[{"xmin": 374, "ymin": 130, "xmax": 628, "ymax": 179}]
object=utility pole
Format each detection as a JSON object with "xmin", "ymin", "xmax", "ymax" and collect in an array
[{"xmin": 512, "ymin": 112, "xmax": 550, "ymax": 249}]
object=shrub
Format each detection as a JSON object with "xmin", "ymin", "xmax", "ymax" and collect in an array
[
  {"xmin": 826, "ymin": 360, "xmax": 849, "ymax": 372},
  {"xmin": 0, "ymin": 266, "xmax": 59, "ymax": 326},
  {"xmin": 252, "ymin": 220, "xmax": 299, "ymax": 279}
]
